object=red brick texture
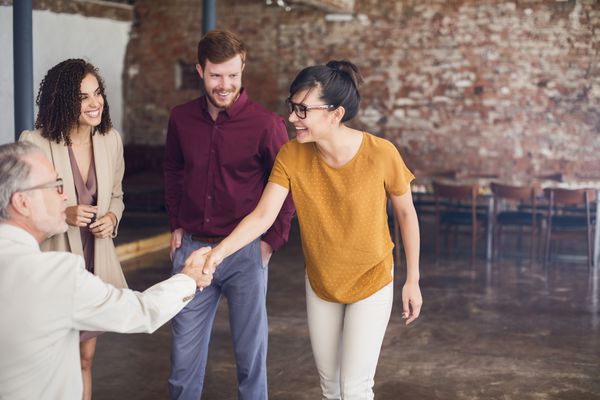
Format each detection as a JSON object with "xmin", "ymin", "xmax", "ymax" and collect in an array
[{"xmin": 123, "ymin": 0, "xmax": 600, "ymax": 179}]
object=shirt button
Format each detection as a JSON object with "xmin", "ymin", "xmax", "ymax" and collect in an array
[
  {"xmin": 207, "ymin": 195, "xmax": 212, "ymax": 200},
  {"xmin": 205, "ymin": 218, "xmax": 210, "ymax": 223},
  {"xmin": 211, "ymin": 149, "xmax": 215, "ymax": 153}
]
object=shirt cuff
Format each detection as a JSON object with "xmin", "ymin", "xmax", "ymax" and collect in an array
[
  {"xmin": 262, "ymin": 230, "xmax": 285, "ymax": 252},
  {"xmin": 173, "ymin": 273, "xmax": 198, "ymax": 303},
  {"xmin": 168, "ymin": 218, "xmax": 180, "ymax": 232}
]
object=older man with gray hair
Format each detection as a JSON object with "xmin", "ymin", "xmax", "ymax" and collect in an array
[{"xmin": 0, "ymin": 141, "xmax": 212, "ymax": 399}]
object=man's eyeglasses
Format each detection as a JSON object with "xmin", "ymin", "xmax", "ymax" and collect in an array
[
  {"xmin": 285, "ymin": 98, "xmax": 335, "ymax": 119},
  {"xmin": 19, "ymin": 178, "xmax": 64, "ymax": 195}
]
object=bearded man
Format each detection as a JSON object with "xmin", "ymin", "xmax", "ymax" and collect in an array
[{"xmin": 163, "ymin": 29, "xmax": 294, "ymax": 400}]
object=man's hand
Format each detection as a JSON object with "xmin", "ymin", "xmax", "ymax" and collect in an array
[
  {"xmin": 170, "ymin": 228, "xmax": 184, "ymax": 260},
  {"xmin": 65, "ymin": 204, "xmax": 98, "ymax": 227},
  {"xmin": 181, "ymin": 247, "xmax": 213, "ymax": 289},
  {"xmin": 259, "ymin": 241, "xmax": 273, "ymax": 267},
  {"xmin": 89, "ymin": 212, "xmax": 117, "ymax": 238},
  {"xmin": 402, "ymin": 281, "xmax": 422, "ymax": 325}
]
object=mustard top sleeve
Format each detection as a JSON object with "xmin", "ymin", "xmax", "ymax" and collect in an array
[
  {"xmin": 268, "ymin": 141, "xmax": 294, "ymax": 190},
  {"xmin": 383, "ymin": 140, "xmax": 415, "ymax": 196}
]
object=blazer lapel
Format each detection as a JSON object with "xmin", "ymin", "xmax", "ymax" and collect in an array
[
  {"xmin": 48, "ymin": 140, "xmax": 84, "ymax": 256},
  {"xmin": 48, "ymin": 140, "xmax": 77, "ymax": 208}
]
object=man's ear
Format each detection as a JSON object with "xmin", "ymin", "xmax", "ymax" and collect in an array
[
  {"xmin": 9, "ymin": 192, "xmax": 32, "ymax": 218},
  {"xmin": 196, "ymin": 64, "xmax": 204, "ymax": 80}
]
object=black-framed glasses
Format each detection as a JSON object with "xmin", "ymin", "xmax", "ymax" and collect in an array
[
  {"xmin": 285, "ymin": 97, "xmax": 335, "ymax": 119},
  {"xmin": 19, "ymin": 178, "xmax": 64, "ymax": 195}
]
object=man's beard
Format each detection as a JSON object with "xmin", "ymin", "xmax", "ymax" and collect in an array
[{"xmin": 205, "ymin": 87, "xmax": 241, "ymax": 110}]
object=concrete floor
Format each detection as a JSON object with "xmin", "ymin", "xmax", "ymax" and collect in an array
[{"xmin": 93, "ymin": 221, "xmax": 600, "ymax": 399}]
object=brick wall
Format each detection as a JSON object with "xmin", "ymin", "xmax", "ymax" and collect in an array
[
  {"xmin": 123, "ymin": 0, "xmax": 600, "ymax": 179},
  {"xmin": 1, "ymin": 0, "xmax": 133, "ymax": 20}
]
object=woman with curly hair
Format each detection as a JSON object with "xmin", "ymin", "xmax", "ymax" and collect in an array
[{"xmin": 20, "ymin": 58, "xmax": 126, "ymax": 400}]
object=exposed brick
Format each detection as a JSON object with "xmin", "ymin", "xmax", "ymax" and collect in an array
[
  {"xmin": 122, "ymin": 0, "xmax": 600, "ymax": 179},
  {"xmin": 2, "ymin": 0, "xmax": 134, "ymax": 21}
]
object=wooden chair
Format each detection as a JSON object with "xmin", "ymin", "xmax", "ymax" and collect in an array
[
  {"xmin": 423, "ymin": 169, "xmax": 459, "ymax": 180},
  {"xmin": 412, "ymin": 169, "xmax": 458, "ymax": 218},
  {"xmin": 536, "ymin": 172, "xmax": 565, "ymax": 182},
  {"xmin": 490, "ymin": 182, "xmax": 541, "ymax": 262},
  {"xmin": 463, "ymin": 172, "xmax": 500, "ymax": 180},
  {"xmin": 543, "ymin": 188, "xmax": 596, "ymax": 269},
  {"xmin": 433, "ymin": 181, "xmax": 486, "ymax": 265}
]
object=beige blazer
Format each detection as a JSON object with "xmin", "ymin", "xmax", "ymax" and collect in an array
[
  {"xmin": 0, "ymin": 224, "xmax": 196, "ymax": 399},
  {"xmin": 20, "ymin": 129, "xmax": 127, "ymax": 288}
]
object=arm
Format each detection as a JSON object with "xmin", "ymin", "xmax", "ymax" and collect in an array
[
  {"xmin": 73, "ymin": 247, "xmax": 212, "ymax": 333},
  {"xmin": 390, "ymin": 190, "xmax": 422, "ymax": 325},
  {"xmin": 164, "ymin": 116, "xmax": 185, "ymax": 256},
  {"xmin": 186, "ymin": 182, "xmax": 290, "ymax": 273}
]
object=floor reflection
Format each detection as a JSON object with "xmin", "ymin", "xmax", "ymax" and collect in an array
[{"xmin": 93, "ymin": 221, "xmax": 600, "ymax": 399}]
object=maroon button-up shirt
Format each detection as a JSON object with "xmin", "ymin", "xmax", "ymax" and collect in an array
[{"xmin": 164, "ymin": 90, "xmax": 294, "ymax": 251}]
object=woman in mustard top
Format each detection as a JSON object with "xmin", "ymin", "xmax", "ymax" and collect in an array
[{"xmin": 188, "ymin": 60, "xmax": 422, "ymax": 399}]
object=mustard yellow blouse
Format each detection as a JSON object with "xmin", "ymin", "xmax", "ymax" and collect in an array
[{"xmin": 269, "ymin": 132, "xmax": 414, "ymax": 303}]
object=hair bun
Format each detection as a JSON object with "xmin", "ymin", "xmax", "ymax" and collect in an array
[{"xmin": 326, "ymin": 60, "xmax": 363, "ymax": 88}]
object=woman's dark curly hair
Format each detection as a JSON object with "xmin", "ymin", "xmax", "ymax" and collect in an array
[{"xmin": 34, "ymin": 59, "xmax": 112, "ymax": 145}]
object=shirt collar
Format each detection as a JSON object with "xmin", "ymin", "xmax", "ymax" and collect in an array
[
  {"xmin": 200, "ymin": 88, "xmax": 249, "ymax": 120},
  {"xmin": 0, "ymin": 224, "xmax": 41, "ymax": 251}
]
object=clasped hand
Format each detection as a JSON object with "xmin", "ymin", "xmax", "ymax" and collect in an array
[
  {"xmin": 181, "ymin": 246, "xmax": 224, "ymax": 289},
  {"xmin": 65, "ymin": 205, "xmax": 116, "ymax": 239},
  {"xmin": 66, "ymin": 204, "xmax": 97, "ymax": 227},
  {"xmin": 184, "ymin": 246, "xmax": 225, "ymax": 276},
  {"xmin": 181, "ymin": 241, "xmax": 269, "ymax": 290},
  {"xmin": 181, "ymin": 247, "xmax": 214, "ymax": 289}
]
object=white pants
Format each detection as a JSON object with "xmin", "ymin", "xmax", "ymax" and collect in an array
[{"xmin": 305, "ymin": 276, "xmax": 394, "ymax": 400}]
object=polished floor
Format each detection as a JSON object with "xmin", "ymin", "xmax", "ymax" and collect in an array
[{"xmin": 93, "ymin": 221, "xmax": 600, "ymax": 399}]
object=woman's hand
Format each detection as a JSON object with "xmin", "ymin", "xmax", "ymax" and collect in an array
[
  {"xmin": 89, "ymin": 212, "xmax": 117, "ymax": 238},
  {"xmin": 402, "ymin": 281, "xmax": 422, "ymax": 325},
  {"xmin": 65, "ymin": 205, "xmax": 98, "ymax": 227},
  {"xmin": 203, "ymin": 246, "xmax": 226, "ymax": 275}
]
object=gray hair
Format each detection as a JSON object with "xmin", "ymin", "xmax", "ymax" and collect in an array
[{"xmin": 0, "ymin": 141, "xmax": 42, "ymax": 220}]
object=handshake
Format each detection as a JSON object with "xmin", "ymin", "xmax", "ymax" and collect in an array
[{"xmin": 180, "ymin": 246, "xmax": 226, "ymax": 289}]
